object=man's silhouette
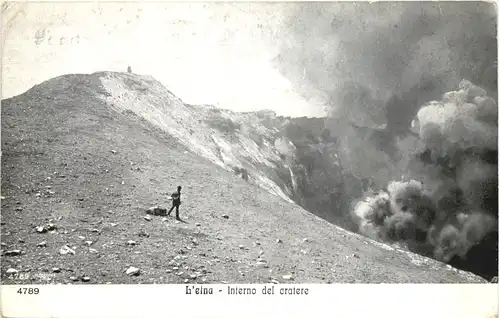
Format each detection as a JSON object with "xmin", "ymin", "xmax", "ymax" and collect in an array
[{"xmin": 168, "ymin": 186, "xmax": 182, "ymax": 220}]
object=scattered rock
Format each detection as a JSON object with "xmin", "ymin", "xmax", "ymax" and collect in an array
[
  {"xmin": 15, "ymin": 207, "xmax": 23, "ymax": 211},
  {"xmin": 126, "ymin": 267, "xmax": 140, "ymax": 276},
  {"xmin": 59, "ymin": 245, "xmax": 76, "ymax": 255},
  {"xmin": 0, "ymin": 243, "xmax": 7, "ymax": 247},
  {"xmin": 303, "ymin": 238, "xmax": 309, "ymax": 243},
  {"xmin": 138, "ymin": 230, "xmax": 149, "ymax": 238},
  {"xmin": 256, "ymin": 261, "xmax": 269, "ymax": 268},
  {"xmin": 172, "ymin": 267, "xmax": 179, "ymax": 270},
  {"xmin": 276, "ymin": 239, "xmax": 283, "ymax": 243},
  {"xmin": 81, "ymin": 276, "xmax": 91, "ymax": 282},
  {"xmin": 52, "ymin": 268, "xmax": 61, "ymax": 273},
  {"xmin": 162, "ymin": 217, "xmax": 168, "ymax": 222},
  {"xmin": 127, "ymin": 240, "xmax": 137, "ymax": 246},
  {"xmin": 191, "ymin": 238, "xmax": 198, "ymax": 245},
  {"xmin": 37, "ymin": 223, "xmax": 56, "ymax": 232},
  {"xmin": 89, "ymin": 229, "xmax": 100, "ymax": 233},
  {"xmin": 222, "ymin": 215, "xmax": 229, "ymax": 219},
  {"xmin": 4, "ymin": 250, "xmax": 22, "ymax": 256},
  {"xmin": 166, "ymin": 269, "xmax": 172, "ymax": 273},
  {"xmin": 238, "ymin": 245, "xmax": 245, "ymax": 250},
  {"xmin": 179, "ymin": 249, "xmax": 187, "ymax": 255},
  {"xmin": 146, "ymin": 206, "xmax": 167, "ymax": 216},
  {"xmin": 110, "ymin": 223, "xmax": 118, "ymax": 227},
  {"xmin": 144, "ymin": 216, "xmax": 152, "ymax": 221},
  {"xmin": 85, "ymin": 241, "xmax": 93, "ymax": 246},
  {"xmin": 6, "ymin": 268, "xmax": 19, "ymax": 275},
  {"xmin": 195, "ymin": 223, "xmax": 201, "ymax": 227},
  {"xmin": 270, "ymin": 279, "xmax": 280, "ymax": 284},
  {"xmin": 282, "ymin": 275, "xmax": 294, "ymax": 281},
  {"xmin": 177, "ymin": 272, "xmax": 184, "ymax": 276},
  {"xmin": 189, "ymin": 274, "xmax": 197, "ymax": 279},
  {"xmin": 36, "ymin": 226, "xmax": 47, "ymax": 233},
  {"xmin": 352, "ymin": 253, "xmax": 360, "ymax": 259},
  {"xmin": 78, "ymin": 236, "xmax": 86, "ymax": 240},
  {"xmin": 69, "ymin": 276, "xmax": 79, "ymax": 281},
  {"xmin": 110, "ymin": 150, "xmax": 117, "ymax": 154},
  {"xmin": 89, "ymin": 248, "xmax": 98, "ymax": 254},
  {"xmin": 184, "ymin": 279, "xmax": 189, "ymax": 283},
  {"xmin": 259, "ymin": 250, "xmax": 264, "ymax": 255}
]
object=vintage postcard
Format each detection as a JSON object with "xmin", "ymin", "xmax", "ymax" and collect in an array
[{"xmin": 1, "ymin": 1, "xmax": 498, "ymax": 317}]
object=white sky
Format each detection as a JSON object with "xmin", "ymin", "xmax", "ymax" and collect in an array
[{"xmin": 2, "ymin": 2, "xmax": 326, "ymax": 118}]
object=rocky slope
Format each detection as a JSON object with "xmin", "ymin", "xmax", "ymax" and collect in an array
[
  {"xmin": 0, "ymin": 72, "xmax": 490, "ymax": 283},
  {"xmin": 99, "ymin": 72, "xmax": 368, "ymax": 231}
]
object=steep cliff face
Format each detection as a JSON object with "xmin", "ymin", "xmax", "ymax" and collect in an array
[{"xmin": 100, "ymin": 72, "xmax": 365, "ymax": 231}]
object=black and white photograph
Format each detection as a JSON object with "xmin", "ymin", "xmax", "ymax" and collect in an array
[{"xmin": 1, "ymin": 0, "xmax": 498, "ymax": 295}]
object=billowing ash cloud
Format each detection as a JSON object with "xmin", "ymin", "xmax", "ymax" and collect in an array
[
  {"xmin": 352, "ymin": 81, "xmax": 498, "ymax": 273},
  {"xmin": 272, "ymin": 2, "xmax": 497, "ymax": 277}
]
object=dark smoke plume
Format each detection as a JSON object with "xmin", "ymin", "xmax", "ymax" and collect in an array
[{"xmin": 273, "ymin": 2, "xmax": 497, "ymax": 278}]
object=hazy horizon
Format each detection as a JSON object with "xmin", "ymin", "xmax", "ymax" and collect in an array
[{"xmin": 1, "ymin": 2, "xmax": 327, "ymax": 118}]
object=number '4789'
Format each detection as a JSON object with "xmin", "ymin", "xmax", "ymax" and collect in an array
[{"xmin": 17, "ymin": 288, "xmax": 39, "ymax": 295}]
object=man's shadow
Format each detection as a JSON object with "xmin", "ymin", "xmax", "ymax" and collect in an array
[
  {"xmin": 165, "ymin": 214, "xmax": 188, "ymax": 224},
  {"xmin": 146, "ymin": 207, "xmax": 189, "ymax": 224}
]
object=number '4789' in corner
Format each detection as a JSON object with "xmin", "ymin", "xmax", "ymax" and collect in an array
[{"xmin": 17, "ymin": 288, "xmax": 39, "ymax": 295}]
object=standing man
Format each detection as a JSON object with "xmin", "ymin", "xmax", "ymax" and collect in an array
[{"xmin": 168, "ymin": 186, "xmax": 182, "ymax": 220}]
